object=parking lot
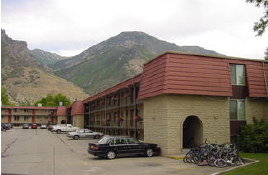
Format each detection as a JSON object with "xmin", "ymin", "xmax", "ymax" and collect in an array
[{"xmin": 1, "ymin": 128, "xmax": 230, "ymax": 175}]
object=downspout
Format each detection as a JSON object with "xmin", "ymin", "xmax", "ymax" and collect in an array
[
  {"xmin": 262, "ymin": 62, "xmax": 268, "ymax": 98},
  {"xmin": 105, "ymin": 95, "xmax": 107, "ymax": 134},
  {"xmin": 133, "ymin": 78, "xmax": 137, "ymax": 139}
]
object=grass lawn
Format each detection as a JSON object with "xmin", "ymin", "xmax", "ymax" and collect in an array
[{"xmin": 222, "ymin": 153, "xmax": 268, "ymax": 175}]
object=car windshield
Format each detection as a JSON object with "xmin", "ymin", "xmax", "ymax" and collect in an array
[{"xmin": 98, "ymin": 137, "xmax": 112, "ymax": 144}]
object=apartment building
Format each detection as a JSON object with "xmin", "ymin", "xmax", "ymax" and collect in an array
[
  {"xmin": 77, "ymin": 52, "xmax": 267, "ymax": 155},
  {"xmin": 1, "ymin": 106, "xmax": 67, "ymax": 126},
  {"xmin": 2, "ymin": 52, "xmax": 267, "ymax": 155}
]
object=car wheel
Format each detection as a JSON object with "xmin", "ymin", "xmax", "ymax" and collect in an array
[
  {"xmin": 94, "ymin": 135, "xmax": 100, "ymax": 139},
  {"xmin": 57, "ymin": 130, "xmax": 61, "ymax": 134},
  {"xmin": 146, "ymin": 148, "xmax": 154, "ymax": 157},
  {"xmin": 73, "ymin": 135, "xmax": 79, "ymax": 140},
  {"xmin": 107, "ymin": 151, "xmax": 116, "ymax": 159}
]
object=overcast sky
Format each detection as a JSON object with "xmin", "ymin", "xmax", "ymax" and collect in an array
[{"xmin": 1, "ymin": 0, "xmax": 268, "ymax": 59}]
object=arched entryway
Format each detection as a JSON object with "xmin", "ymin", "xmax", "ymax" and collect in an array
[{"xmin": 183, "ymin": 115, "xmax": 203, "ymax": 148}]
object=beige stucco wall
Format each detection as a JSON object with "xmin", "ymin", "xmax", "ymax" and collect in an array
[
  {"xmin": 57, "ymin": 116, "xmax": 67, "ymax": 124},
  {"xmin": 72, "ymin": 115, "xmax": 84, "ymax": 128},
  {"xmin": 1, "ymin": 116, "xmax": 9, "ymax": 123},
  {"xmin": 246, "ymin": 98, "xmax": 268, "ymax": 123},
  {"xmin": 143, "ymin": 94, "xmax": 230, "ymax": 156},
  {"xmin": 1, "ymin": 115, "xmax": 55, "ymax": 124},
  {"xmin": 264, "ymin": 101, "xmax": 268, "ymax": 121}
]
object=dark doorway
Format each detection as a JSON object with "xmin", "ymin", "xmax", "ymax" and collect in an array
[
  {"xmin": 61, "ymin": 120, "xmax": 67, "ymax": 124},
  {"xmin": 183, "ymin": 115, "xmax": 203, "ymax": 148}
]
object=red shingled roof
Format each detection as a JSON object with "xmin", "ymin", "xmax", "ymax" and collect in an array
[
  {"xmin": 138, "ymin": 52, "xmax": 268, "ymax": 100},
  {"xmin": 70, "ymin": 101, "xmax": 84, "ymax": 115},
  {"xmin": 1, "ymin": 106, "xmax": 57, "ymax": 110},
  {"xmin": 56, "ymin": 106, "xmax": 67, "ymax": 116}
]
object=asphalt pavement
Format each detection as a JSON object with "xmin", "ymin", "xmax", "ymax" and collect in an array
[{"xmin": 1, "ymin": 128, "xmax": 231, "ymax": 175}]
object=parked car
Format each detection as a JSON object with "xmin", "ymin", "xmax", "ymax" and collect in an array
[
  {"xmin": 1, "ymin": 125, "xmax": 6, "ymax": 132},
  {"xmin": 22, "ymin": 124, "xmax": 30, "ymax": 129},
  {"xmin": 47, "ymin": 124, "xmax": 56, "ymax": 131},
  {"xmin": 4, "ymin": 123, "xmax": 13, "ymax": 128},
  {"xmin": 2, "ymin": 123, "xmax": 11, "ymax": 130},
  {"xmin": 40, "ymin": 124, "xmax": 47, "ymax": 129},
  {"xmin": 66, "ymin": 129, "xmax": 103, "ymax": 140},
  {"xmin": 52, "ymin": 124, "xmax": 79, "ymax": 134},
  {"xmin": 87, "ymin": 136, "xmax": 160, "ymax": 159},
  {"xmin": 31, "ymin": 124, "xmax": 37, "ymax": 129}
]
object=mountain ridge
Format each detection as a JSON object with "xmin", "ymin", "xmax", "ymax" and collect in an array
[
  {"xmin": 29, "ymin": 49, "xmax": 67, "ymax": 65},
  {"xmin": 1, "ymin": 29, "xmax": 87, "ymax": 104},
  {"xmin": 53, "ymin": 31, "xmax": 222, "ymax": 95}
]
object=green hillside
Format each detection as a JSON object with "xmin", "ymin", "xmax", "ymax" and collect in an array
[{"xmin": 54, "ymin": 31, "xmax": 221, "ymax": 95}]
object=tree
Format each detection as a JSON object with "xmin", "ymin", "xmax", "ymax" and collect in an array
[
  {"xmin": 34, "ymin": 93, "xmax": 71, "ymax": 107},
  {"xmin": 246, "ymin": 0, "xmax": 268, "ymax": 36},
  {"xmin": 237, "ymin": 118, "xmax": 268, "ymax": 153},
  {"xmin": 20, "ymin": 100, "xmax": 32, "ymax": 106},
  {"xmin": 1, "ymin": 87, "xmax": 13, "ymax": 106}
]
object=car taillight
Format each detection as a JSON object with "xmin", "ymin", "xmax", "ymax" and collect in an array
[{"xmin": 93, "ymin": 145, "xmax": 98, "ymax": 150}]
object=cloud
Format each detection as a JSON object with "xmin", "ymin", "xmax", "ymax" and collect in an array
[
  {"xmin": 51, "ymin": 48, "xmax": 87, "ymax": 57},
  {"xmin": 1, "ymin": 0, "xmax": 267, "ymax": 58}
]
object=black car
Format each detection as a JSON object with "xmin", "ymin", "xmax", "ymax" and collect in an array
[{"xmin": 88, "ymin": 136, "xmax": 160, "ymax": 159}]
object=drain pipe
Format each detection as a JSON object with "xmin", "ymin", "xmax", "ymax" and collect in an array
[{"xmin": 262, "ymin": 62, "xmax": 268, "ymax": 98}]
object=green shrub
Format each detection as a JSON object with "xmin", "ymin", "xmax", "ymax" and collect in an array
[{"xmin": 237, "ymin": 118, "xmax": 268, "ymax": 153}]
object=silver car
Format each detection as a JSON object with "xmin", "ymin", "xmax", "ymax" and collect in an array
[{"xmin": 66, "ymin": 129, "xmax": 103, "ymax": 140}]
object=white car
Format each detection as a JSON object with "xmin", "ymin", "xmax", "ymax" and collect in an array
[
  {"xmin": 40, "ymin": 124, "xmax": 47, "ymax": 129},
  {"xmin": 52, "ymin": 124, "xmax": 79, "ymax": 134},
  {"xmin": 66, "ymin": 129, "xmax": 103, "ymax": 140}
]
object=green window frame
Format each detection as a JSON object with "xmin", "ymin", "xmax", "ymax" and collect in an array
[
  {"xmin": 230, "ymin": 64, "xmax": 245, "ymax": 85},
  {"xmin": 230, "ymin": 100, "xmax": 245, "ymax": 120}
]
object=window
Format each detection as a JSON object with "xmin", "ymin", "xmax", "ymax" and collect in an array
[
  {"xmin": 231, "ymin": 64, "xmax": 245, "ymax": 85},
  {"xmin": 126, "ymin": 138, "xmax": 140, "ymax": 144},
  {"xmin": 115, "ymin": 138, "xmax": 126, "ymax": 145},
  {"xmin": 24, "ymin": 116, "xmax": 29, "ymax": 121},
  {"xmin": 24, "ymin": 109, "xmax": 29, "ymax": 112},
  {"xmin": 14, "ymin": 116, "xmax": 20, "ymax": 121},
  {"xmin": 77, "ymin": 129, "xmax": 84, "ymax": 133},
  {"xmin": 230, "ymin": 100, "xmax": 245, "ymax": 120}
]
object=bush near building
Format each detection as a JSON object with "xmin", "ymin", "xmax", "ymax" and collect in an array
[{"xmin": 237, "ymin": 118, "xmax": 268, "ymax": 153}]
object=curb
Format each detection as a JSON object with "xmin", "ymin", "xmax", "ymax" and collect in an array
[
  {"xmin": 210, "ymin": 158, "xmax": 259, "ymax": 175},
  {"xmin": 166, "ymin": 155, "xmax": 185, "ymax": 160}
]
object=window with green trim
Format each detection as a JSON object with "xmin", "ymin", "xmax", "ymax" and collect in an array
[
  {"xmin": 230, "ymin": 64, "xmax": 245, "ymax": 85},
  {"xmin": 230, "ymin": 100, "xmax": 245, "ymax": 120}
]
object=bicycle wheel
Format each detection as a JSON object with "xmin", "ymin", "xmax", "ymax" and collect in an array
[
  {"xmin": 183, "ymin": 152, "xmax": 192, "ymax": 163},
  {"xmin": 214, "ymin": 159, "xmax": 227, "ymax": 168},
  {"xmin": 208, "ymin": 158, "xmax": 216, "ymax": 167}
]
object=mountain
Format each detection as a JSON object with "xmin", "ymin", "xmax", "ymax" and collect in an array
[
  {"xmin": 53, "ymin": 31, "xmax": 222, "ymax": 95},
  {"xmin": 29, "ymin": 49, "xmax": 67, "ymax": 65},
  {"xmin": 1, "ymin": 29, "xmax": 45, "ymax": 70},
  {"xmin": 1, "ymin": 29, "xmax": 88, "ymax": 104},
  {"xmin": 180, "ymin": 46, "xmax": 221, "ymax": 55}
]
